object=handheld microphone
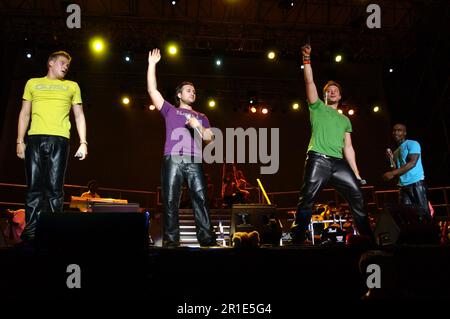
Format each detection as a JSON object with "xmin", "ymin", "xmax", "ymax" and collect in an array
[
  {"xmin": 386, "ymin": 148, "xmax": 395, "ymax": 168},
  {"xmin": 184, "ymin": 113, "xmax": 203, "ymax": 138}
]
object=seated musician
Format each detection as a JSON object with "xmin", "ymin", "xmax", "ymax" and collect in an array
[{"xmin": 81, "ymin": 180, "xmax": 101, "ymax": 199}]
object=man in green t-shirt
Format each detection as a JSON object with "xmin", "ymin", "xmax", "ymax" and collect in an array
[
  {"xmin": 16, "ymin": 51, "xmax": 88, "ymax": 242},
  {"xmin": 291, "ymin": 44, "xmax": 373, "ymax": 244}
]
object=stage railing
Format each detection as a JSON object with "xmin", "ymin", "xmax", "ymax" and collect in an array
[
  {"xmin": 1, "ymin": 182, "xmax": 449, "ymax": 219},
  {"xmin": 0, "ymin": 182, "xmax": 157, "ymax": 210},
  {"xmin": 266, "ymin": 186, "xmax": 377, "ymax": 213}
]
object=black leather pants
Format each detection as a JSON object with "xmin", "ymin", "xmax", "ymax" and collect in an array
[
  {"xmin": 292, "ymin": 152, "xmax": 373, "ymax": 241},
  {"xmin": 21, "ymin": 135, "xmax": 69, "ymax": 241},
  {"xmin": 399, "ymin": 180, "xmax": 431, "ymax": 221},
  {"xmin": 161, "ymin": 155, "xmax": 216, "ymax": 247}
]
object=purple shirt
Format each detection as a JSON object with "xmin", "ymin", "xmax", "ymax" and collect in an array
[{"xmin": 160, "ymin": 100, "xmax": 210, "ymax": 157}]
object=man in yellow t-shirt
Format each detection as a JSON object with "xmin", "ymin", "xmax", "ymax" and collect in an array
[{"xmin": 16, "ymin": 51, "xmax": 88, "ymax": 242}]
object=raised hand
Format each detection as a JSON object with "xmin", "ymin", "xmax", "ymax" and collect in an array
[
  {"xmin": 301, "ymin": 44, "xmax": 311, "ymax": 57},
  {"xmin": 148, "ymin": 48, "xmax": 161, "ymax": 65}
]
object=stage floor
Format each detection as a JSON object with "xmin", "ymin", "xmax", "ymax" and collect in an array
[{"xmin": 1, "ymin": 243, "xmax": 450, "ymax": 301}]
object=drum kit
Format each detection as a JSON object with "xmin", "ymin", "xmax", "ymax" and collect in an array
[{"xmin": 310, "ymin": 203, "xmax": 354, "ymax": 245}]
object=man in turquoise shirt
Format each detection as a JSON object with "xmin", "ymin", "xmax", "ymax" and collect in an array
[
  {"xmin": 291, "ymin": 44, "xmax": 373, "ymax": 244},
  {"xmin": 383, "ymin": 123, "xmax": 431, "ymax": 220}
]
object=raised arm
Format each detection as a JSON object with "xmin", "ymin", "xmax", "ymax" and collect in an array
[
  {"xmin": 147, "ymin": 49, "xmax": 164, "ymax": 110},
  {"xmin": 16, "ymin": 100, "xmax": 32, "ymax": 159},
  {"xmin": 301, "ymin": 44, "xmax": 319, "ymax": 104}
]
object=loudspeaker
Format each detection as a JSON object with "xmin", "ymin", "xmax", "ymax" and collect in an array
[
  {"xmin": 231, "ymin": 204, "xmax": 283, "ymax": 246},
  {"xmin": 374, "ymin": 204, "xmax": 439, "ymax": 246},
  {"xmin": 35, "ymin": 212, "xmax": 150, "ymax": 254}
]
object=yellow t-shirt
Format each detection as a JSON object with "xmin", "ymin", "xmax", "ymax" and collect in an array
[{"xmin": 22, "ymin": 77, "xmax": 82, "ymax": 138}]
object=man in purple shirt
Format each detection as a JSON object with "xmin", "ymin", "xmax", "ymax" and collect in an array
[{"xmin": 147, "ymin": 48, "xmax": 216, "ymax": 247}]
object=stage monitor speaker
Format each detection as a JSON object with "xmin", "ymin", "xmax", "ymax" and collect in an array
[
  {"xmin": 35, "ymin": 212, "xmax": 150, "ymax": 254},
  {"xmin": 374, "ymin": 204, "xmax": 440, "ymax": 246},
  {"xmin": 231, "ymin": 204, "xmax": 282, "ymax": 246}
]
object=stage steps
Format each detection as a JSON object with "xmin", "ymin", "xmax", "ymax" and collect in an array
[{"xmin": 178, "ymin": 209, "xmax": 232, "ymax": 247}]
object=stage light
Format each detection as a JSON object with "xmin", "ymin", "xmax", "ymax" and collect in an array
[
  {"xmin": 122, "ymin": 96, "xmax": 130, "ymax": 105},
  {"xmin": 267, "ymin": 51, "xmax": 276, "ymax": 60},
  {"xmin": 250, "ymin": 106, "xmax": 257, "ymax": 113},
  {"xmin": 208, "ymin": 99, "xmax": 216, "ymax": 108},
  {"xmin": 167, "ymin": 43, "xmax": 178, "ymax": 56},
  {"xmin": 170, "ymin": 0, "xmax": 179, "ymax": 5},
  {"xmin": 25, "ymin": 52, "xmax": 32, "ymax": 59},
  {"xmin": 338, "ymin": 109, "xmax": 343, "ymax": 114},
  {"xmin": 123, "ymin": 52, "xmax": 133, "ymax": 63},
  {"xmin": 89, "ymin": 37, "xmax": 106, "ymax": 55},
  {"xmin": 389, "ymin": 68, "xmax": 394, "ymax": 73},
  {"xmin": 348, "ymin": 109, "xmax": 354, "ymax": 116},
  {"xmin": 335, "ymin": 54, "xmax": 342, "ymax": 63},
  {"xmin": 301, "ymin": 65, "xmax": 304, "ymax": 69},
  {"xmin": 292, "ymin": 103, "xmax": 300, "ymax": 110},
  {"xmin": 215, "ymin": 59, "xmax": 222, "ymax": 66},
  {"xmin": 149, "ymin": 105, "xmax": 156, "ymax": 111},
  {"xmin": 261, "ymin": 107, "xmax": 269, "ymax": 115},
  {"xmin": 373, "ymin": 106, "xmax": 380, "ymax": 113}
]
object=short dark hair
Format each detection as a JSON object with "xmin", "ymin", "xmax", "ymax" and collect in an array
[
  {"xmin": 47, "ymin": 51, "xmax": 72, "ymax": 67},
  {"xmin": 174, "ymin": 81, "xmax": 195, "ymax": 106},
  {"xmin": 322, "ymin": 80, "xmax": 342, "ymax": 96}
]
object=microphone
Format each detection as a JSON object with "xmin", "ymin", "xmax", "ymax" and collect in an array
[
  {"xmin": 184, "ymin": 113, "xmax": 203, "ymax": 138},
  {"xmin": 386, "ymin": 148, "xmax": 395, "ymax": 168}
]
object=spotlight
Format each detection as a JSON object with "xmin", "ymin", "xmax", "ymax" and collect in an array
[
  {"xmin": 261, "ymin": 107, "xmax": 269, "ymax": 115},
  {"xmin": 338, "ymin": 109, "xmax": 343, "ymax": 114},
  {"xmin": 123, "ymin": 52, "xmax": 133, "ymax": 63},
  {"xmin": 389, "ymin": 68, "xmax": 394, "ymax": 73},
  {"xmin": 170, "ymin": 0, "xmax": 179, "ymax": 5},
  {"xmin": 149, "ymin": 105, "xmax": 156, "ymax": 111},
  {"xmin": 335, "ymin": 54, "xmax": 342, "ymax": 63},
  {"xmin": 89, "ymin": 37, "xmax": 106, "ymax": 55},
  {"xmin": 348, "ymin": 109, "xmax": 354, "ymax": 116},
  {"xmin": 122, "ymin": 96, "xmax": 130, "ymax": 105},
  {"xmin": 300, "ymin": 65, "xmax": 304, "ymax": 69},
  {"xmin": 25, "ymin": 52, "xmax": 32, "ymax": 59},
  {"xmin": 167, "ymin": 43, "xmax": 178, "ymax": 56},
  {"xmin": 267, "ymin": 51, "xmax": 276, "ymax": 60},
  {"xmin": 373, "ymin": 106, "xmax": 380, "ymax": 113},
  {"xmin": 215, "ymin": 59, "xmax": 222, "ymax": 66},
  {"xmin": 208, "ymin": 99, "xmax": 216, "ymax": 108},
  {"xmin": 292, "ymin": 103, "xmax": 300, "ymax": 110},
  {"xmin": 250, "ymin": 106, "xmax": 257, "ymax": 113}
]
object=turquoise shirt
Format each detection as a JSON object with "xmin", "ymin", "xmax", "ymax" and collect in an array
[{"xmin": 394, "ymin": 139, "xmax": 425, "ymax": 186}]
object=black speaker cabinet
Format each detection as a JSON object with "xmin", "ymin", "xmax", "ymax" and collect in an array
[
  {"xmin": 35, "ymin": 212, "xmax": 150, "ymax": 254},
  {"xmin": 374, "ymin": 204, "xmax": 440, "ymax": 246},
  {"xmin": 230, "ymin": 204, "xmax": 282, "ymax": 246}
]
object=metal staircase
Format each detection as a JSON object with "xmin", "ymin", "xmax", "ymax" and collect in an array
[{"xmin": 178, "ymin": 209, "xmax": 232, "ymax": 247}]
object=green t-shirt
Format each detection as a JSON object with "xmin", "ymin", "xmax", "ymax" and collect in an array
[
  {"xmin": 22, "ymin": 76, "xmax": 82, "ymax": 139},
  {"xmin": 307, "ymin": 99, "xmax": 352, "ymax": 158}
]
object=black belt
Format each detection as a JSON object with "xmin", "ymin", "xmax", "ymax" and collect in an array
[{"xmin": 308, "ymin": 151, "xmax": 342, "ymax": 160}]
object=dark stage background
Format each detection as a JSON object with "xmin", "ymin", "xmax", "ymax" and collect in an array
[{"xmin": 0, "ymin": 0, "xmax": 449, "ymax": 198}]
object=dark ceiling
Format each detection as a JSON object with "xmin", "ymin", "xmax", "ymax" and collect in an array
[{"xmin": 1, "ymin": 0, "xmax": 448, "ymax": 62}]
